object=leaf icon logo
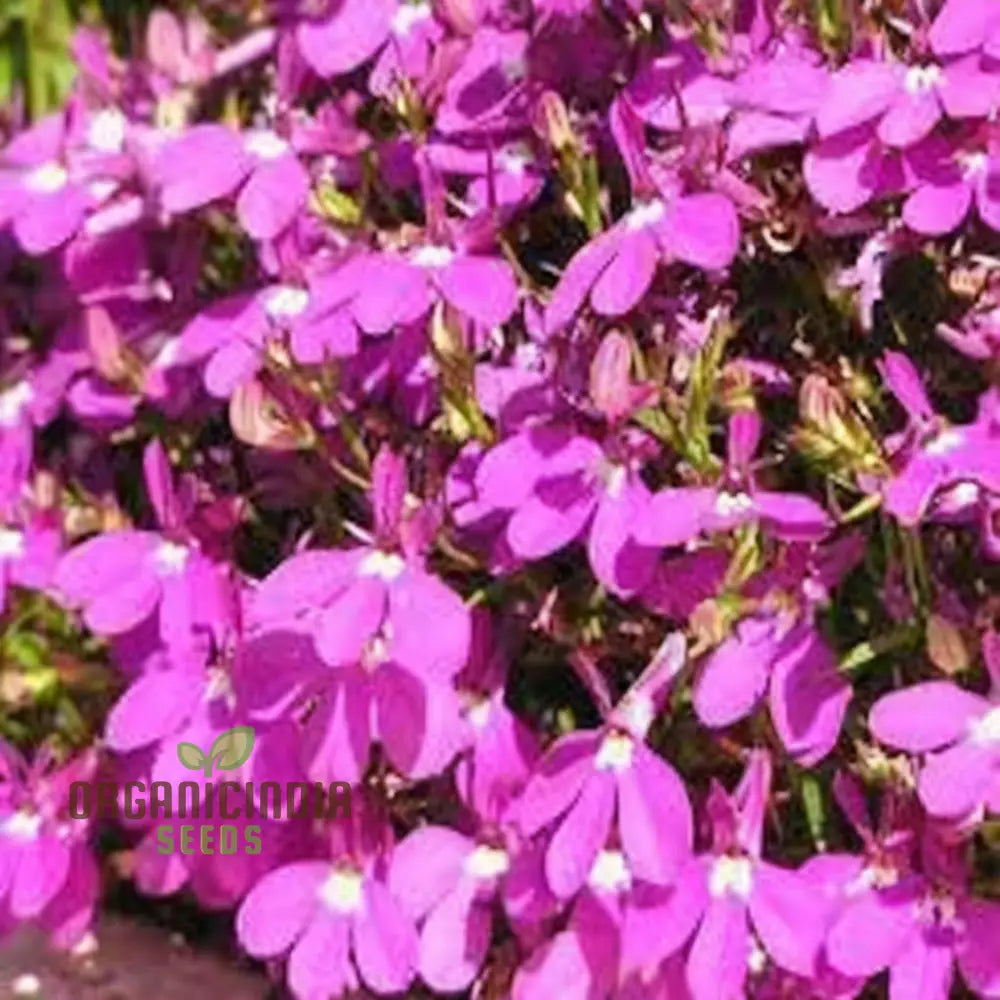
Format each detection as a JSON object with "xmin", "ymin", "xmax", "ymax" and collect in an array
[{"xmin": 176, "ymin": 726, "xmax": 256, "ymax": 777}]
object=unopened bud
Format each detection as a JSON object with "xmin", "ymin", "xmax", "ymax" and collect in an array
[
  {"xmin": 926, "ymin": 614, "xmax": 971, "ymax": 676},
  {"xmin": 533, "ymin": 91, "xmax": 574, "ymax": 153},
  {"xmin": 229, "ymin": 379, "xmax": 313, "ymax": 451}
]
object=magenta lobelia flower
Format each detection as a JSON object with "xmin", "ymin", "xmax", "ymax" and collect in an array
[
  {"xmin": 251, "ymin": 446, "xmax": 470, "ymax": 780},
  {"xmin": 825, "ymin": 794, "xmax": 1000, "ymax": 1000},
  {"xmin": 54, "ymin": 439, "xmax": 234, "ymax": 648},
  {"xmin": 0, "ymin": 742, "xmax": 98, "ymax": 948},
  {"xmin": 237, "ymin": 799, "xmax": 418, "ymax": 999},
  {"xmin": 0, "ymin": 108, "xmax": 132, "ymax": 254},
  {"xmin": 154, "ymin": 123, "xmax": 310, "ymax": 240},
  {"xmin": 389, "ymin": 824, "xmax": 542, "ymax": 992},
  {"xmin": 545, "ymin": 98, "xmax": 739, "ymax": 333},
  {"xmin": 627, "ymin": 751, "xmax": 832, "ymax": 1000},
  {"xmin": 812, "ymin": 57, "xmax": 992, "ymax": 153},
  {"xmin": 636, "ymin": 409, "xmax": 832, "ymax": 550},
  {"xmin": 902, "ymin": 130, "xmax": 1000, "ymax": 235},
  {"xmin": 177, "ymin": 276, "xmax": 358, "ymax": 399},
  {"xmin": 516, "ymin": 634, "xmax": 692, "ymax": 899},
  {"xmin": 453, "ymin": 610, "xmax": 540, "ymax": 821},
  {"xmin": 0, "ymin": 506, "xmax": 61, "ymax": 615},
  {"xmin": 877, "ymin": 351, "xmax": 1000, "ymax": 526},
  {"xmin": 869, "ymin": 646, "xmax": 1000, "ymax": 820},
  {"xmin": 511, "ymin": 846, "xmax": 634, "ymax": 1000},
  {"xmin": 470, "ymin": 330, "xmax": 659, "ymax": 596},
  {"xmin": 803, "ymin": 123, "xmax": 909, "ymax": 215},
  {"xmin": 346, "ymin": 156, "xmax": 520, "ymax": 331}
]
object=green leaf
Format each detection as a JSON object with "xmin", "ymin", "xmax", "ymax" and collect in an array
[
  {"xmin": 800, "ymin": 773, "xmax": 826, "ymax": 850},
  {"xmin": 207, "ymin": 725, "xmax": 256, "ymax": 774},
  {"xmin": 177, "ymin": 742, "xmax": 207, "ymax": 772}
]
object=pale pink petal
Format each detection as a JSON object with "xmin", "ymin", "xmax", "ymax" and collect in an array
[
  {"xmin": 918, "ymin": 743, "xmax": 996, "ymax": 818},
  {"xmin": 419, "ymin": 881, "xmax": 491, "ymax": 993},
  {"xmin": 826, "ymin": 879, "xmax": 921, "ymax": 977},
  {"xmin": 288, "ymin": 910, "xmax": 353, "ymax": 1000},
  {"xmin": 869, "ymin": 682, "xmax": 989, "ymax": 752},
  {"xmin": 352, "ymin": 879, "xmax": 419, "ymax": 994},
  {"xmin": 388, "ymin": 825, "xmax": 473, "ymax": 920},
  {"xmin": 236, "ymin": 861, "xmax": 329, "ymax": 957}
]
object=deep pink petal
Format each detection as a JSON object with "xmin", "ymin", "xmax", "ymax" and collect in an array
[
  {"xmin": 617, "ymin": 743, "xmax": 693, "ymax": 886},
  {"xmin": 590, "ymin": 229, "xmax": 657, "ymax": 316},
  {"xmin": 236, "ymin": 154, "xmax": 309, "ymax": 240},
  {"xmin": 635, "ymin": 487, "xmax": 715, "ymax": 547},
  {"xmin": 388, "ymin": 570, "xmax": 470, "ymax": 680},
  {"xmin": 438, "ymin": 255, "xmax": 519, "ymax": 327},
  {"xmin": 315, "ymin": 575, "xmax": 386, "ymax": 666},
  {"xmin": 749, "ymin": 862, "xmax": 826, "ymax": 978},
  {"xmin": 686, "ymin": 895, "xmax": 750, "ymax": 1000},
  {"xmin": 545, "ymin": 770, "xmax": 615, "ymax": 899},
  {"xmin": 156, "ymin": 125, "xmax": 250, "ymax": 213},
  {"xmin": 10, "ymin": 835, "xmax": 70, "ymax": 918},
  {"xmin": 105, "ymin": 667, "xmax": 204, "ymax": 751},
  {"xmin": 517, "ymin": 730, "xmax": 602, "ymax": 836},
  {"xmin": 296, "ymin": 0, "xmax": 392, "ymax": 77},
  {"xmin": 958, "ymin": 899, "xmax": 1000, "ymax": 998},
  {"xmin": 889, "ymin": 930, "xmax": 955, "ymax": 1000},
  {"xmin": 918, "ymin": 743, "xmax": 997, "ymax": 818}
]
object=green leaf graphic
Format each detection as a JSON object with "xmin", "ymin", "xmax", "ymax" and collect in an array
[
  {"xmin": 177, "ymin": 742, "xmax": 207, "ymax": 772},
  {"xmin": 206, "ymin": 725, "xmax": 256, "ymax": 776}
]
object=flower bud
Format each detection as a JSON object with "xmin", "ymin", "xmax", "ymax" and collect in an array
[
  {"xmin": 533, "ymin": 91, "xmax": 574, "ymax": 153},
  {"xmin": 926, "ymin": 614, "xmax": 971, "ymax": 676}
]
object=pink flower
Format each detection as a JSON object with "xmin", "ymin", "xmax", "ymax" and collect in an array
[
  {"xmin": 632, "ymin": 753, "xmax": 834, "ymax": 1000},
  {"xmin": 516, "ymin": 635, "xmax": 693, "ymax": 898},
  {"xmin": 154, "ymin": 124, "xmax": 310, "ymax": 240},
  {"xmin": 54, "ymin": 439, "xmax": 234, "ymax": 647},
  {"xmin": 0, "ymin": 743, "xmax": 98, "ymax": 949},
  {"xmin": 237, "ymin": 803, "xmax": 418, "ymax": 999},
  {"xmin": 637, "ymin": 410, "xmax": 832, "ymax": 550},
  {"xmin": 870, "ymin": 670, "xmax": 1000, "ymax": 820}
]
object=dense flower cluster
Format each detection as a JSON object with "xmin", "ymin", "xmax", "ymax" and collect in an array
[{"xmin": 2, "ymin": 0, "xmax": 1000, "ymax": 997}]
